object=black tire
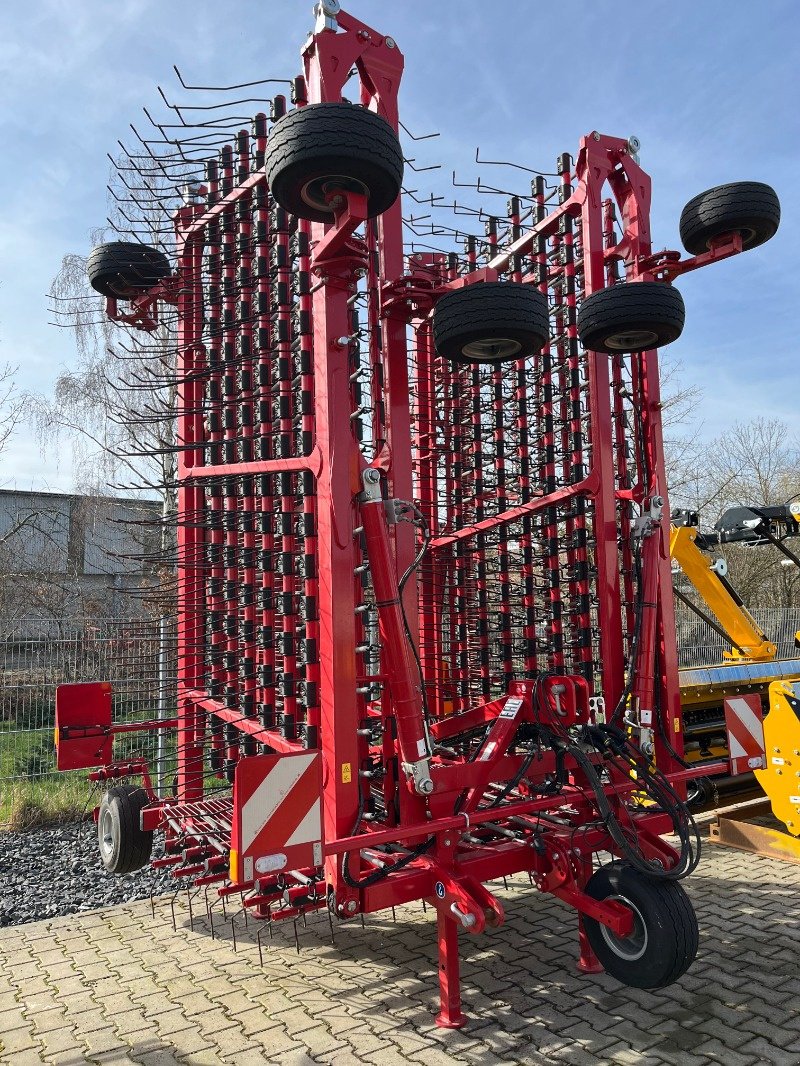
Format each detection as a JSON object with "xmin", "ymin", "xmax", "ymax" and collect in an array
[
  {"xmin": 679, "ymin": 181, "xmax": 780, "ymax": 256},
  {"xmin": 432, "ymin": 282, "xmax": 550, "ymax": 365},
  {"xmin": 577, "ymin": 282, "xmax": 685, "ymax": 354},
  {"xmin": 583, "ymin": 861, "xmax": 699, "ymax": 989},
  {"xmin": 97, "ymin": 784, "xmax": 153, "ymax": 874},
  {"xmin": 265, "ymin": 102, "xmax": 403, "ymax": 223},
  {"xmin": 87, "ymin": 241, "xmax": 171, "ymax": 299}
]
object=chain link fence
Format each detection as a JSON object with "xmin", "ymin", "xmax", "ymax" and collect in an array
[{"xmin": 0, "ymin": 618, "xmax": 176, "ymax": 826}]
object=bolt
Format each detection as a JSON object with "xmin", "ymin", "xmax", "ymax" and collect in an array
[
  {"xmin": 346, "ymin": 899, "xmax": 357, "ymax": 914},
  {"xmin": 552, "ymin": 852, "xmax": 560, "ymax": 861},
  {"xmin": 385, "ymin": 35, "xmax": 396, "ymax": 48},
  {"xmin": 335, "ymin": 336, "xmax": 350, "ymax": 347},
  {"xmin": 592, "ymin": 131, "xmax": 600, "ymax": 141},
  {"xmin": 444, "ymin": 837, "xmax": 451, "ymax": 846},
  {"xmin": 364, "ymin": 468, "xmax": 380, "ymax": 484}
]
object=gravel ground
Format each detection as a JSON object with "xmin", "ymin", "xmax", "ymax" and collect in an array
[{"xmin": 0, "ymin": 820, "xmax": 174, "ymax": 927}]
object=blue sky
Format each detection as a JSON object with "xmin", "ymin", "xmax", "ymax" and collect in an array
[{"xmin": 0, "ymin": 0, "xmax": 797, "ymax": 492}]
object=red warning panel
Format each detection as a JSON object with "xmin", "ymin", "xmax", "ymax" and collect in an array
[
  {"xmin": 230, "ymin": 751, "xmax": 323, "ymax": 884},
  {"xmin": 54, "ymin": 682, "xmax": 113, "ymax": 770},
  {"xmin": 724, "ymin": 694, "xmax": 766, "ymax": 776}
]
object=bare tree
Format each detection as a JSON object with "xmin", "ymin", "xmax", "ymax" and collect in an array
[
  {"xmin": 659, "ymin": 352, "xmax": 705, "ymax": 504},
  {"xmin": 0, "ymin": 362, "xmax": 21, "ymax": 463}
]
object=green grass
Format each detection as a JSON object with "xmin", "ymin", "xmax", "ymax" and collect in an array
[
  {"xmin": 0, "ymin": 773, "xmax": 93, "ymax": 831},
  {"xmin": 0, "ymin": 727, "xmax": 95, "ymax": 830}
]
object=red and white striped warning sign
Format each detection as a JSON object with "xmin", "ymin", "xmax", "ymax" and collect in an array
[
  {"xmin": 230, "ymin": 751, "xmax": 323, "ymax": 884},
  {"xmin": 724, "ymin": 694, "xmax": 766, "ymax": 776}
]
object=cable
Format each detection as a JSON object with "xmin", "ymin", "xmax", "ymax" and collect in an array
[
  {"xmin": 340, "ymin": 775, "xmax": 434, "ymax": 889},
  {"xmin": 396, "ymin": 505, "xmax": 433, "ymax": 733}
]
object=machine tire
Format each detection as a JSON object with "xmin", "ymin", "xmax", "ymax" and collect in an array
[
  {"xmin": 432, "ymin": 282, "xmax": 550, "ymax": 364},
  {"xmin": 87, "ymin": 241, "xmax": 171, "ymax": 298},
  {"xmin": 583, "ymin": 861, "xmax": 699, "ymax": 988},
  {"xmin": 97, "ymin": 784, "xmax": 153, "ymax": 874},
  {"xmin": 264, "ymin": 102, "xmax": 403, "ymax": 222},
  {"xmin": 679, "ymin": 181, "xmax": 780, "ymax": 256},
  {"xmin": 577, "ymin": 282, "xmax": 685, "ymax": 353}
]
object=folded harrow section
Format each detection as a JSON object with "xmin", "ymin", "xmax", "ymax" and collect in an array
[{"xmin": 55, "ymin": 0, "xmax": 780, "ymax": 1029}]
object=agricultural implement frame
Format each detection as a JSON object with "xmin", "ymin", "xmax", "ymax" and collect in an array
[{"xmin": 55, "ymin": 1, "xmax": 780, "ymax": 1027}]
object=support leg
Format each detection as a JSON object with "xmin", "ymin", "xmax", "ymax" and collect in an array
[
  {"xmin": 576, "ymin": 854, "xmax": 603, "ymax": 974},
  {"xmin": 436, "ymin": 909, "xmax": 467, "ymax": 1029},
  {"xmin": 576, "ymin": 915, "xmax": 604, "ymax": 974}
]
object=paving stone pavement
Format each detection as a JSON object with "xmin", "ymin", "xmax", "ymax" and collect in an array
[{"xmin": 1, "ymin": 839, "xmax": 799, "ymax": 1066}]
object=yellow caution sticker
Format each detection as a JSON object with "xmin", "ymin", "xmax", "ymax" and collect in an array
[{"xmin": 341, "ymin": 763, "xmax": 352, "ymax": 784}]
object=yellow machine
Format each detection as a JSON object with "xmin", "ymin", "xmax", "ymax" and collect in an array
[
  {"xmin": 755, "ymin": 680, "xmax": 800, "ymax": 837},
  {"xmin": 671, "ymin": 505, "xmax": 800, "ymax": 833},
  {"xmin": 670, "ymin": 523, "xmax": 777, "ymax": 662}
]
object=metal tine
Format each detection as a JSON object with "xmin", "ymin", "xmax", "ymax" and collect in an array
[
  {"xmin": 293, "ymin": 920, "xmax": 300, "ymax": 955},
  {"xmin": 168, "ymin": 886, "xmax": 183, "ymax": 932},
  {"xmin": 256, "ymin": 919, "xmax": 274, "ymax": 967},
  {"xmin": 327, "ymin": 906, "xmax": 336, "ymax": 945}
]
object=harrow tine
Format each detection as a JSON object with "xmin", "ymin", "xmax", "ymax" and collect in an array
[
  {"xmin": 293, "ymin": 919, "xmax": 300, "ymax": 955},
  {"xmin": 327, "ymin": 906, "xmax": 336, "ymax": 945}
]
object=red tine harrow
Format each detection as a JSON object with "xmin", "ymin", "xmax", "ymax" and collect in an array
[{"xmin": 55, "ymin": 1, "xmax": 780, "ymax": 1027}]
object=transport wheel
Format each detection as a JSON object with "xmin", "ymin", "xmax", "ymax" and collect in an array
[
  {"xmin": 87, "ymin": 241, "xmax": 171, "ymax": 298},
  {"xmin": 97, "ymin": 784, "xmax": 153, "ymax": 874},
  {"xmin": 679, "ymin": 181, "xmax": 780, "ymax": 256},
  {"xmin": 582, "ymin": 861, "xmax": 699, "ymax": 988},
  {"xmin": 264, "ymin": 102, "xmax": 404, "ymax": 223},
  {"xmin": 576, "ymin": 282, "xmax": 685, "ymax": 353},
  {"xmin": 432, "ymin": 281, "xmax": 550, "ymax": 365}
]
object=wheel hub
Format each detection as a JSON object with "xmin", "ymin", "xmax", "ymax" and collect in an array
[
  {"xmin": 99, "ymin": 807, "xmax": 115, "ymax": 861},
  {"xmin": 461, "ymin": 337, "xmax": 522, "ymax": 362},
  {"xmin": 301, "ymin": 175, "xmax": 369, "ymax": 215},
  {"xmin": 600, "ymin": 894, "xmax": 648, "ymax": 961},
  {"xmin": 604, "ymin": 329, "xmax": 659, "ymax": 352}
]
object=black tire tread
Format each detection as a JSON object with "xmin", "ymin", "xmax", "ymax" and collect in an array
[
  {"xmin": 87, "ymin": 241, "xmax": 170, "ymax": 298},
  {"xmin": 583, "ymin": 861, "xmax": 698, "ymax": 989},
  {"xmin": 266, "ymin": 105, "xmax": 403, "ymax": 182},
  {"xmin": 265, "ymin": 103, "xmax": 403, "ymax": 220},
  {"xmin": 679, "ymin": 182, "xmax": 780, "ymax": 255},
  {"xmin": 99, "ymin": 784, "xmax": 153, "ymax": 875},
  {"xmin": 577, "ymin": 282, "xmax": 685, "ymax": 354},
  {"xmin": 433, "ymin": 282, "xmax": 550, "ymax": 364}
]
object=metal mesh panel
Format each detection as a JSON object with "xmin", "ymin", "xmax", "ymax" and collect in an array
[{"xmin": 0, "ymin": 618, "xmax": 176, "ymax": 785}]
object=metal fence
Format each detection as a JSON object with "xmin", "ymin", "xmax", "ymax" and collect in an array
[
  {"xmin": 674, "ymin": 605, "xmax": 800, "ymax": 668},
  {"xmin": 1, "ymin": 608, "xmax": 799, "ymax": 815},
  {"xmin": 0, "ymin": 618, "xmax": 176, "ymax": 792}
]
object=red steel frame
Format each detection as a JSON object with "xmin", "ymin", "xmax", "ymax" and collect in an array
[{"xmin": 57, "ymin": 5, "xmax": 757, "ymax": 1029}]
